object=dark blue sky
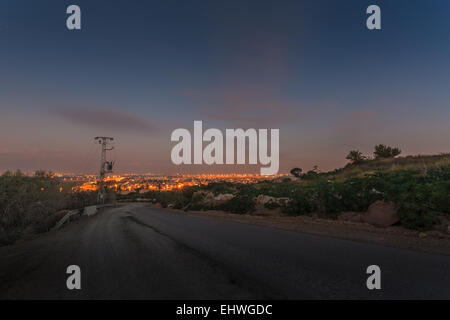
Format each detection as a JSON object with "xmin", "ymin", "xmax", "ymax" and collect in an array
[{"xmin": 1, "ymin": 0, "xmax": 449, "ymax": 174}]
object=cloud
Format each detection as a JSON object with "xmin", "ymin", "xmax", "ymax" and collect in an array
[{"xmin": 52, "ymin": 106, "xmax": 157, "ymax": 134}]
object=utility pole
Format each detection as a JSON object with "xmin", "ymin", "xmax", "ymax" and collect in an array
[{"xmin": 94, "ymin": 137, "xmax": 114, "ymax": 204}]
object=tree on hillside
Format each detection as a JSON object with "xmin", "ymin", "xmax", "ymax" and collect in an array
[
  {"xmin": 290, "ymin": 167, "xmax": 302, "ymax": 178},
  {"xmin": 374, "ymin": 144, "xmax": 401, "ymax": 159},
  {"xmin": 346, "ymin": 150, "xmax": 366, "ymax": 164}
]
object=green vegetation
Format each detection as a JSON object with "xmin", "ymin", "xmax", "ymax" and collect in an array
[
  {"xmin": 290, "ymin": 167, "xmax": 302, "ymax": 178},
  {"xmin": 374, "ymin": 144, "xmax": 401, "ymax": 159},
  {"xmin": 215, "ymin": 195, "xmax": 255, "ymax": 214},
  {"xmin": 0, "ymin": 170, "xmax": 97, "ymax": 245},
  {"xmin": 331, "ymin": 153, "xmax": 450, "ymax": 180},
  {"xmin": 286, "ymin": 168, "xmax": 449, "ymax": 230},
  {"xmin": 346, "ymin": 150, "xmax": 366, "ymax": 164},
  {"xmin": 120, "ymin": 152, "xmax": 450, "ymax": 232}
]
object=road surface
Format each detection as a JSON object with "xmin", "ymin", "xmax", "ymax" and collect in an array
[{"xmin": 0, "ymin": 203, "xmax": 449, "ymax": 299}]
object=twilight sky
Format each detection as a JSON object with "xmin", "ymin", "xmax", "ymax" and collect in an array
[{"xmin": 1, "ymin": 0, "xmax": 449, "ymax": 174}]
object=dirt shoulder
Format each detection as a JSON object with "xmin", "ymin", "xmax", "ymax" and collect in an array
[{"xmin": 154, "ymin": 205, "xmax": 450, "ymax": 256}]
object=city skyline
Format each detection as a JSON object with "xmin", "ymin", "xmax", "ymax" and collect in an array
[{"xmin": 1, "ymin": 0, "xmax": 450, "ymax": 174}]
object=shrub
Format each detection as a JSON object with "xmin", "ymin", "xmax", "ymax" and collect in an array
[
  {"xmin": 301, "ymin": 170, "xmax": 320, "ymax": 181},
  {"xmin": 290, "ymin": 168, "xmax": 302, "ymax": 178},
  {"xmin": 202, "ymin": 182, "xmax": 235, "ymax": 195},
  {"xmin": 399, "ymin": 210, "xmax": 439, "ymax": 231},
  {"xmin": 216, "ymin": 195, "xmax": 255, "ymax": 214},
  {"xmin": 281, "ymin": 187, "xmax": 315, "ymax": 216},
  {"xmin": 0, "ymin": 171, "xmax": 98, "ymax": 245},
  {"xmin": 264, "ymin": 201, "xmax": 280, "ymax": 209},
  {"xmin": 374, "ymin": 144, "xmax": 401, "ymax": 158},
  {"xmin": 346, "ymin": 150, "xmax": 366, "ymax": 164}
]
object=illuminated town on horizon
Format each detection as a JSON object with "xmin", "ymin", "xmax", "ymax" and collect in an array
[{"xmin": 62, "ymin": 173, "xmax": 289, "ymax": 193}]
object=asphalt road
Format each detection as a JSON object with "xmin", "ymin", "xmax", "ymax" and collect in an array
[{"xmin": 0, "ymin": 203, "xmax": 449, "ymax": 299}]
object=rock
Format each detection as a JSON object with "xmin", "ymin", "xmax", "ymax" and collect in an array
[
  {"xmin": 193, "ymin": 191, "xmax": 213, "ymax": 199},
  {"xmin": 363, "ymin": 201, "xmax": 400, "ymax": 227},
  {"xmin": 254, "ymin": 195, "xmax": 291, "ymax": 207},
  {"xmin": 253, "ymin": 195, "xmax": 277, "ymax": 216},
  {"xmin": 276, "ymin": 197, "xmax": 290, "ymax": 206},
  {"xmin": 191, "ymin": 192, "xmax": 235, "ymax": 207},
  {"xmin": 204, "ymin": 192, "xmax": 215, "ymax": 200},
  {"xmin": 214, "ymin": 194, "xmax": 234, "ymax": 201},
  {"xmin": 255, "ymin": 195, "xmax": 276, "ymax": 205}
]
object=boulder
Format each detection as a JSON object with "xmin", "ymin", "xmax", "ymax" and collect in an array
[
  {"xmin": 276, "ymin": 197, "xmax": 290, "ymax": 206},
  {"xmin": 255, "ymin": 195, "xmax": 276, "ymax": 206},
  {"xmin": 193, "ymin": 191, "xmax": 215, "ymax": 204},
  {"xmin": 253, "ymin": 195, "xmax": 287, "ymax": 216},
  {"xmin": 193, "ymin": 191, "xmax": 213, "ymax": 198},
  {"xmin": 203, "ymin": 192, "xmax": 215, "ymax": 200},
  {"xmin": 363, "ymin": 201, "xmax": 400, "ymax": 227},
  {"xmin": 197, "ymin": 192, "xmax": 234, "ymax": 206},
  {"xmin": 214, "ymin": 194, "xmax": 234, "ymax": 201}
]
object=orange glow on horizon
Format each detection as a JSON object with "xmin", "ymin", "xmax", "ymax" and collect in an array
[{"xmin": 70, "ymin": 173, "xmax": 287, "ymax": 193}]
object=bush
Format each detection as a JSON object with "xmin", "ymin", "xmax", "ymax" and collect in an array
[
  {"xmin": 399, "ymin": 210, "xmax": 439, "ymax": 231},
  {"xmin": 216, "ymin": 196, "xmax": 255, "ymax": 214},
  {"xmin": 290, "ymin": 168, "xmax": 302, "ymax": 178},
  {"xmin": 202, "ymin": 182, "xmax": 235, "ymax": 195},
  {"xmin": 374, "ymin": 144, "xmax": 401, "ymax": 158},
  {"xmin": 346, "ymin": 150, "xmax": 366, "ymax": 164},
  {"xmin": 264, "ymin": 201, "xmax": 280, "ymax": 209},
  {"xmin": 0, "ymin": 171, "xmax": 98, "ymax": 245},
  {"xmin": 281, "ymin": 186, "xmax": 315, "ymax": 216}
]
